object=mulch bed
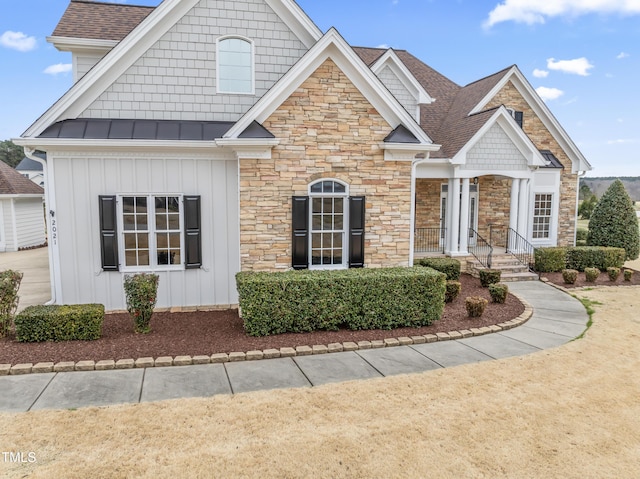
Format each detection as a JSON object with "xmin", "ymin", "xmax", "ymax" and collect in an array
[
  {"xmin": 0, "ymin": 274, "xmax": 524, "ymax": 365},
  {"xmin": 540, "ymin": 268, "xmax": 640, "ymax": 289}
]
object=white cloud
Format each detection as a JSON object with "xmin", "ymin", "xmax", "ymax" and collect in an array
[
  {"xmin": 532, "ymin": 68, "xmax": 549, "ymax": 78},
  {"xmin": 536, "ymin": 86, "xmax": 564, "ymax": 101},
  {"xmin": 0, "ymin": 31, "xmax": 37, "ymax": 52},
  {"xmin": 607, "ymin": 139, "xmax": 638, "ymax": 145},
  {"xmin": 43, "ymin": 63, "xmax": 72, "ymax": 75},
  {"xmin": 547, "ymin": 57, "xmax": 594, "ymax": 76},
  {"xmin": 617, "ymin": 52, "xmax": 630, "ymax": 59},
  {"xmin": 484, "ymin": 0, "xmax": 640, "ymax": 28},
  {"xmin": 376, "ymin": 44, "xmax": 390, "ymax": 49}
]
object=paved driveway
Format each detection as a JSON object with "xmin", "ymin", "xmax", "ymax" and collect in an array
[{"xmin": 0, "ymin": 247, "xmax": 50, "ymax": 311}]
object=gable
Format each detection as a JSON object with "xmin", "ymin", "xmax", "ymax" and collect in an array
[
  {"xmin": 78, "ymin": 0, "xmax": 309, "ymax": 123},
  {"xmin": 462, "ymin": 123, "xmax": 527, "ymax": 171},
  {"xmin": 377, "ymin": 65, "xmax": 419, "ymax": 121}
]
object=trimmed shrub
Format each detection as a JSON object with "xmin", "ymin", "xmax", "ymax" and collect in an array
[
  {"xmin": 445, "ymin": 280, "xmax": 461, "ymax": 303},
  {"xmin": 124, "ymin": 273, "xmax": 159, "ymax": 334},
  {"xmin": 534, "ymin": 247, "xmax": 567, "ymax": 273},
  {"xmin": 562, "ymin": 269, "xmax": 578, "ymax": 285},
  {"xmin": 624, "ymin": 269, "xmax": 634, "ymax": 282},
  {"xmin": 479, "ymin": 269, "xmax": 501, "ymax": 287},
  {"xmin": 416, "ymin": 258, "xmax": 461, "ymax": 280},
  {"xmin": 14, "ymin": 304, "xmax": 104, "ymax": 342},
  {"xmin": 236, "ymin": 267, "xmax": 446, "ymax": 336},
  {"xmin": 488, "ymin": 283, "xmax": 509, "ymax": 304},
  {"xmin": 565, "ymin": 246, "xmax": 625, "ymax": 272},
  {"xmin": 607, "ymin": 267, "xmax": 621, "ymax": 282},
  {"xmin": 585, "ymin": 267, "xmax": 599, "ymax": 282},
  {"xmin": 0, "ymin": 270, "xmax": 23, "ymax": 337},
  {"xmin": 576, "ymin": 228, "xmax": 588, "ymax": 242},
  {"xmin": 465, "ymin": 296, "xmax": 488, "ymax": 318},
  {"xmin": 587, "ymin": 179, "xmax": 639, "ymax": 260}
]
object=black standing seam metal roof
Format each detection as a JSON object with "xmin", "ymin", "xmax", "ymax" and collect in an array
[
  {"xmin": 539, "ymin": 150, "xmax": 564, "ymax": 169},
  {"xmin": 383, "ymin": 124, "xmax": 420, "ymax": 143},
  {"xmin": 37, "ymin": 119, "xmax": 244, "ymax": 141}
]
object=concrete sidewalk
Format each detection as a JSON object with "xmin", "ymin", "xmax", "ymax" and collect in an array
[
  {"xmin": 0, "ymin": 281, "xmax": 589, "ymax": 413},
  {"xmin": 0, "ymin": 247, "xmax": 51, "ymax": 312}
]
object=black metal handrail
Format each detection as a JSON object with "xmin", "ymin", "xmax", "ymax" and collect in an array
[
  {"xmin": 506, "ymin": 228, "xmax": 537, "ymax": 272},
  {"xmin": 468, "ymin": 228, "xmax": 493, "ymax": 268},
  {"xmin": 414, "ymin": 228, "xmax": 446, "ymax": 253}
]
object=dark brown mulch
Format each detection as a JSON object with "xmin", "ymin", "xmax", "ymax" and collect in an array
[
  {"xmin": 540, "ymin": 267, "xmax": 640, "ymax": 289},
  {"xmin": 0, "ymin": 274, "xmax": 524, "ymax": 365}
]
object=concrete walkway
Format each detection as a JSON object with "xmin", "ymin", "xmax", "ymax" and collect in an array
[
  {"xmin": 0, "ymin": 247, "xmax": 51, "ymax": 312},
  {"xmin": 0, "ymin": 281, "xmax": 588, "ymax": 413}
]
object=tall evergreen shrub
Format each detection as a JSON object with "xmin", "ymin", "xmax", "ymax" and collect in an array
[{"xmin": 587, "ymin": 179, "xmax": 639, "ymax": 260}]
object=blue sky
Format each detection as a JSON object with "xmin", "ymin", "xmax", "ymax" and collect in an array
[{"xmin": 1, "ymin": 0, "xmax": 639, "ymax": 177}]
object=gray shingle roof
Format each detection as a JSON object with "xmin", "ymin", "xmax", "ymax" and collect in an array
[{"xmin": 0, "ymin": 161, "xmax": 45, "ymax": 195}]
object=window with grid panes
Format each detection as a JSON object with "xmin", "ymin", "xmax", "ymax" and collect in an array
[
  {"xmin": 309, "ymin": 180, "xmax": 348, "ymax": 268},
  {"xmin": 532, "ymin": 193, "xmax": 553, "ymax": 239}
]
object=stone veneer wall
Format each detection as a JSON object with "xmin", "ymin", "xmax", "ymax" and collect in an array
[
  {"xmin": 486, "ymin": 81, "xmax": 578, "ymax": 246},
  {"xmin": 239, "ymin": 59, "xmax": 413, "ymax": 271},
  {"xmin": 415, "ymin": 179, "xmax": 441, "ymax": 229}
]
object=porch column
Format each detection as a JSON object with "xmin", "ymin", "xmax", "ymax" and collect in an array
[
  {"xmin": 509, "ymin": 178, "xmax": 520, "ymax": 233},
  {"xmin": 448, "ymin": 178, "xmax": 460, "ymax": 254},
  {"xmin": 459, "ymin": 178, "xmax": 470, "ymax": 254},
  {"xmin": 517, "ymin": 178, "xmax": 529, "ymax": 236}
]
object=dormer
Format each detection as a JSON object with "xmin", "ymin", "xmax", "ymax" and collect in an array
[{"xmin": 370, "ymin": 49, "xmax": 434, "ymax": 122}]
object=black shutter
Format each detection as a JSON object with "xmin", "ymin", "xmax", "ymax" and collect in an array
[
  {"xmin": 514, "ymin": 111, "xmax": 524, "ymax": 128},
  {"xmin": 349, "ymin": 196, "xmax": 365, "ymax": 268},
  {"xmin": 99, "ymin": 195, "xmax": 119, "ymax": 271},
  {"xmin": 292, "ymin": 196, "xmax": 309, "ymax": 269},
  {"xmin": 184, "ymin": 196, "xmax": 202, "ymax": 269}
]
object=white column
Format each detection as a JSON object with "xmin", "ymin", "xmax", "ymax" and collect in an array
[
  {"xmin": 459, "ymin": 178, "xmax": 470, "ymax": 254},
  {"xmin": 509, "ymin": 178, "xmax": 520, "ymax": 233},
  {"xmin": 449, "ymin": 178, "xmax": 461, "ymax": 255},
  {"xmin": 517, "ymin": 178, "xmax": 529, "ymax": 237},
  {"xmin": 445, "ymin": 179, "xmax": 454, "ymax": 253}
]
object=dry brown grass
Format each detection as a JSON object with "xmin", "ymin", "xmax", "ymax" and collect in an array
[{"xmin": 1, "ymin": 284, "xmax": 640, "ymax": 478}]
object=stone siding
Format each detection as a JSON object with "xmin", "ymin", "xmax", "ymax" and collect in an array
[
  {"xmin": 486, "ymin": 81, "xmax": 579, "ymax": 246},
  {"xmin": 239, "ymin": 59, "xmax": 413, "ymax": 271}
]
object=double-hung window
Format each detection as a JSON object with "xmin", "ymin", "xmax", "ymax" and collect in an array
[
  {"xmin": 532, "ymin": 193, "xmax": 553, "ymax": 239},
  {"xmin": 98, "ymin": 195, "xmax": 202, "ymax": 272}
]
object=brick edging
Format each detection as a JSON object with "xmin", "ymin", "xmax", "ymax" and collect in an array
[{"xmin": 1, "ymin": 297, "xmax": 533, "ymax": 376}]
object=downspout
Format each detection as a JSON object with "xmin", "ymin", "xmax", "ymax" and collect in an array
[
  {"xmin": 409, "ymin": 156, "xmax": 432, "ymax": 267},
  {"xmin": 24, "ymin": 148, "xmax": 57, "ymax": 305}
]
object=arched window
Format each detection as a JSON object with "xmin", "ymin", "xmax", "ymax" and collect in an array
[
  {"xmin": 308, "ymin": 180, "xmax": 348, "ymax": 268},
  {"xmin": 217, "ymin": 36, "xmax": 253, "ymax": 94}
]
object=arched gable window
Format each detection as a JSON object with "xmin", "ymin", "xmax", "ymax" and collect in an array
[
  {"xmin": 292, "ymin": 180, "xmax": 365, "ymax": 270},
  {"xmin": 217, "ymin": 36, "xmax": 254, "ymax": 94}
]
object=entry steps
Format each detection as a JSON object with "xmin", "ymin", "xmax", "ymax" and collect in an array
[{"xmin": 468, "ymin": 253, "xmax": 538, "ymax": 282}]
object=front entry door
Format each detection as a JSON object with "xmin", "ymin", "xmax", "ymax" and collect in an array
[{"xmin": 440, "ymin": 183, "xmax": 478, "ymax": 247}]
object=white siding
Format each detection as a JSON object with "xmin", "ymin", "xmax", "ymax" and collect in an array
[
  {"xmin": 0, "ymin": 200, "xmax": 10, "ymax": 252},
  {"xmin": 49, "ymin": 151, "xmax": 239, "ymax": 310},
  {"xmin": 529, "ymin": 169, "xmax": 561, "ymax": 247},
  {"xmin": 463, "ymin": 123, "xmax": 528, "ymax": 171},
  {"xmin": 80, "ymin": 0, "xmax": 309, "ymax": 121},
  {"xmin": 377, "ymin": 65, "xmax": 418, "ymax": 120},
  {"xmin": 73, "ymin": 52, "xmax": 108, "ymax": 82},
  {"xmin": 13, "ymin": 198, "xmax": 46, "ymax": 249}
]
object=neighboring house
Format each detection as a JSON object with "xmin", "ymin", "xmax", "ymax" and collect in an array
[
  {"xmin": 15, "ymin": 0, "xmax": 591, "ymax": 310},
  {"xmin": 16, "ymin": 154, "xmax": 46, "ymax": 187},
  {"xmin": 0, "ymin": 161, "xmax": 46, "ymax": 252}
]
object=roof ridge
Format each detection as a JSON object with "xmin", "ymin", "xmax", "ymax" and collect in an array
[
  {"xmin": 463, "ymin": 65, "xmax": 514, "ymax": 88},
  {"xmin": 70, "ymin": 0, "xmax": 155, "ymax": 8}
]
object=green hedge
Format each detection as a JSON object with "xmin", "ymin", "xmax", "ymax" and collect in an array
[
  {"xmin": 535, "ymin": 246, "xmax": 625, "ymax": 272},
  {"xmin": 534, "ymin": 247, "xmax": 567, "ymax": 272},
  {"xmin": 415, "ymin": 258, "xmax": 461, "ymax": 280},
  {"xmin": 14, "ymin": 304, "xmax": 105, "ymax": 342},
  {"xmin": 236, "ymin": 267, "xmax": 446, "ymax": 337}
]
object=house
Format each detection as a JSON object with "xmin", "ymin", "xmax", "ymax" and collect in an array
[
  {"xmin": 16, "ymin": 154, "xmax": 46, "ymax": 187},
  {"xmin": 15, "ymin": 0, "xmax": 591, "ymax": 310},
  {"xmin": 0, "ymin": 161, "xmax": 46, "ymax": 252}
]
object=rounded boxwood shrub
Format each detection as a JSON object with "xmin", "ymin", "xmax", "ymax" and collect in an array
[
  {"xmin": 479, "ymin": 269, "xmax": 501, "ymax": 287},
  {"xmin": 587, "ymin": 179, "xmax": 639, "ymax": 260},
  {"xmin": 445, "ymin": 280, "xmax": 461, "ymax": 303},
  {"xmin": 585, "ymin": 267, "xmax": 599, "ymax": 283},
  {"xmin": 124, "ymin": 273, "xmax": 159, "ymax": 334},
  {"xmin": 562, "ymin": 269, "xmax": 578, "ymax": 285},
  {"xmin": 416, "ymin": 258, "xmax": 461, "ymax": 281},
  {"xmin": 534, "ymin": 247, "xmax": 567, "ymax": 273},
  {"xmin": 607, "ymin": 267, "xmax": 621, "ymax": 282},
  {"xmin": 465, "ymin": 296, "xmax": 488, "ymax": 318},
  {"xmin": 488, "ymin": 283, "xmax": 508, "ymax": 304},
  {"xmin": 624, "ymin": 269, "xmax": 634, "ymax": 282}
]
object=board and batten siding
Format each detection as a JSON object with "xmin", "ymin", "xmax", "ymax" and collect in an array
[
  {"xmin": 48, "ymin": 151, "xmax": 239, "ymax": 310},
  {"xmin": 79, "ymin": 0, "xmax": 309, "ymax": 122}
]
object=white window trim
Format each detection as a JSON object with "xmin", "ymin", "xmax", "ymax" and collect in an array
[
  {"xmin": 216, "ymin": 35, "xmax": 255, "ymax": 96},
  {"xmin": 116, "ymin": 194, "xmax": 185, "ymax": 272},
  {"xmin": 308, "ymin": 179, "xmax": 349, "ymax": 270},
  {"xmin": 529, "ymin": 192, "xmax": 558, "ymax": 245}
]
